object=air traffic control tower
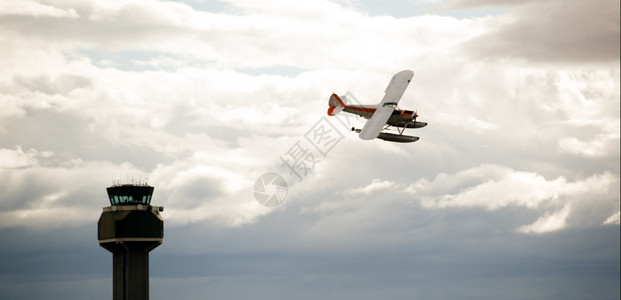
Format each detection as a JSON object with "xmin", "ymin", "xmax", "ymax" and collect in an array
[{"xmin": 98, "ymin": 183, "xmax": 164, "ymax": 300}]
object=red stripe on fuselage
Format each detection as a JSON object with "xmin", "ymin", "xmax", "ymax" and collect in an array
[{"xmin": 346, "ymin": 106, "xmax": 376, "ymax": 113}]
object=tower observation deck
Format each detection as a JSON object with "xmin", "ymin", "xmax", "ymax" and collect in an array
[{"xmin": 98, "ymin": 183, "xmax": 164, "ymax": 300}]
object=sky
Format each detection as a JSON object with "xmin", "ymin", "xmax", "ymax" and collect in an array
[{"xmin": 0, "ymin": 0, "xmax": 619, "ymax": 299}]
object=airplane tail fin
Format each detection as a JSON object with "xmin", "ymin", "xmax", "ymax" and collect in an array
[{"xmin": 327, "ymin": 93, "xmax": 347, "ymax": 116}]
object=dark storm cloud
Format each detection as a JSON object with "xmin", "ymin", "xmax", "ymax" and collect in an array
[
  {"xmin": 143, "ymin": 194, "xmax": 620, "ymax": 299},
  {"xmin": 454, "ymin": 0, "xmax": 620, "ymax": 63},
  {"xmin": 0, "ymin": 226, "xmax": 109, "ymax": 299}
]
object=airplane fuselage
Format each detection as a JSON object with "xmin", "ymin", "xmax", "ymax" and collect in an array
[{"xmin": 343, "ymin": 105, "xmax": 427, "ymax": 129}]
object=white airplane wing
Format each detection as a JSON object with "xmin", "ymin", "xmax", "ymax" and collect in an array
[
  {"xmin": 358, "ymin": 70, "xmax": 414, "ymax": 140},
  {"xmin": 380, "ymin": 70, "xmax": 414, "ymax": 105},
  {"xmin": 358, "ymin": 106, "xmax": 394, "ymax": 140}
]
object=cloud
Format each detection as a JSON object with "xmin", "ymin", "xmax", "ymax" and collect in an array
[
  {"xmin": 0, "ymin": 158, "xmax": 143, "ymax": 229},
  {"xmin": 517, "ymin": 204, "xmax": 570, "ymax": 234},
  {"xmin": 458, "ymin": 0, "xmax": 620, "ymax": 63},
  {"xmin": 0, "ymin": 0, "xmax": 618, "ymax": 234},
  {"xmin": 148, "ymin": 153, "xmax": 274, "ymax": 228},
  {"xmin": 410, "ymin": 164, "xmax": 620, "ymax": 233},
  {"xmin": 13, "ymin": 74, "xmax": 92, "ymax": 96},
  {"xmin": 344, "ymin": 179, "xmax": 395, "ymax": 195},
  {"xmin": 558, "ymin": 133, "xmax": 619, "ymax": 158},
  {"xmin": 0, "ymin": 146, "xmax": 42, "ymax": 169},
  {"xmin": 1, "ymin": 0, "xmax": 492, "ymax": 71},
  {"xmin": 0, "ymin": 0, "xmax": 79, "ymax": 18},
  {"xmin": 603, "ymin": 210, "xmax": 620, "ymax": 225}
]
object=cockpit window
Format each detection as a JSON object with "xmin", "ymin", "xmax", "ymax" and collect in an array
[{"xmin": 383, "ymin": 102, "xmax": 397, "ymax": 108}]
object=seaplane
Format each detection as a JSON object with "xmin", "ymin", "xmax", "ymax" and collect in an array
[{"xmin": 328, "ymin": 70, "xmax": 427, "ymax": 143}]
